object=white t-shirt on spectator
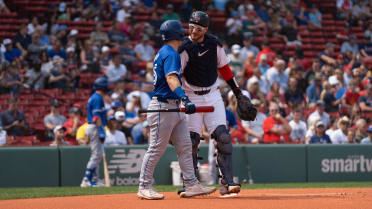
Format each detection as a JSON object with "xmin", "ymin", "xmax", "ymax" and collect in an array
[
  {"xmin": 126, "ymin": 90, "xmax": 151, "ymax": 110},
  {"xmin": 330, "ymin": 129, "xmax": 348, "ymax": 144},
  {"xmin": 307, "ymin": 111, "xmax": 330, "ymax": 128},
  {"xmin": 242, "ymin": 112, "xmax": 266, "ymax": 137},
  {"xmin": 116, "ymin": 9, "xmax": 130, "ymax": 22},
  {"xmin": 0, "ymin": 130, "xmax": 6, "ymax": 145},
  {"xmin": 106, "ymin": 63, "xmax": 127, "ymax": 84},
  {"xmin": 289, "ymin": 120, "xmax": 307, "ymax": 142},
  {"xmin": 105, "ymin": 129, "xmax": 127, "ymax": 146},
  {"xmin": 225, "ymin": 18, "xmax": 242, "ymax": 35},
  {"xmin": 134, "ymin": 43, "xmax": 155, "ymax": 62},
  {"xmin": 325, "ymin": 128, "xmax": 337, "ymax": 138}
]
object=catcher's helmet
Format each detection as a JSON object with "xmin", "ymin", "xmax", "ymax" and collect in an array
[
  {"xmin": 189, "ymin": 11, "xmax": 209, "ymax": 27},
  {"xmin": 160, "ymin": 20, "xmax": 184, "ymax": 42},
  {"xmin": 93, "ymin": 77, "xmax": 110, "ymax": 92}
]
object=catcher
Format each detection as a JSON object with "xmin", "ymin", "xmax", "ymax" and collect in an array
[{"xmin": 178, "ymin": 11, "xmax": 257, "ymax": 197}]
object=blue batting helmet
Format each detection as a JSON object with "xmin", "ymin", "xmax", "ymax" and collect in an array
[
  {"xmin": 160, "ymin": 20, "xmax": 184, "ymax": 42},
  {"xmin": 93, "ymin": 77, "xmax": 110, "ymax": 92}
]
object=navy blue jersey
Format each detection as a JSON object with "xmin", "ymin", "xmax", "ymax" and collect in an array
[
  {"xmin": 153, "ymin": 44, "xmax": 182, "ymax": 99},
  {"xmin": 87, "ymin": 92, "xmax": 107, "ymax": 126}
]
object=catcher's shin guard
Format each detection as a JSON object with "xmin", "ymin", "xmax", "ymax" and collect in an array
[
  {"xmin": 190, "ymin": 131, "xmax": 202, "ymax": 176},
  {"xmin": 212, "ymin": 125, "xmax": 234, "ymax": 185}
]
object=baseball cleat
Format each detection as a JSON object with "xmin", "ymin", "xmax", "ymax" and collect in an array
[
  {"xmin": 80, "ymin": 179, "xmax": 91, "ymax": 188},
  {"xmin": 180, "ymin": 183, "xmax": 216, "ymax": 198},
  {"xmin": 137, "ymin": 189, "xmax": 164, "ymax": 200},
  {"xmin": 219, "ymin": 182, "xmax": 241, "ymax": 195},
  {"xmin": 177, "ymin": 188, "xmax": 185, "ymax": 195}
]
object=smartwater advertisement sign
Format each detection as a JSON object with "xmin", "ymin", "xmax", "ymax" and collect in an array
[{"xmin": 307, "ymin": 145, "xmax": 372, "ymax": 182}]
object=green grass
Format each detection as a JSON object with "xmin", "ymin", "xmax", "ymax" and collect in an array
[{"xmin": 1, "ymin": 182, "xmax": 372, "ymax": 200}]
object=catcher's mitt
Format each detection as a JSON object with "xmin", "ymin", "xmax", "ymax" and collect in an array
[{"xmin": 236, "ymin": 94, "xmax": 257, "ymax": 121}]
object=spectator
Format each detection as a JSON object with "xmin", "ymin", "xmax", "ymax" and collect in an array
[
  {"xmin": 116, "ymin": 3, "xmax": 130, "ymax": 23},
  {"xmin": 134, "ymin": 35, "xmax": 155, "ymax": 62},
  {"xmin": 360, "ymin": 35, "xmax": 372, "ymax": 58},
  {"xmin": 228, "ymin": 44, "xmax": 245, "ymax": 75},
  {"xmin": 361, "ymin": 126, "xmax": 372, "ymax": 144},
  {"xmin": 27, "ymin": 32, "xmax": 48, "ymax": 63},
  {"xmin": 305, "ymin": 116, "xmax": 321, "ymax": 143},
  {"xmin": 126, "ymin": 90, "xmax": 151, "ymax": 114},
  {"xmin": 355, "ymin": 119, "xmax": 367, "ymax": 143},
  {"xmin": 243, "ymin": 51, "xmax": 256, "ymax": 79},
  {"xmin": 0, "ymin": 123, "xmax": 7, "ymax": 146},
  {"xmin": 326, "ymin": 117, "xmax": 339, "ymax": 137},
  {"xmin": 364, "ymin": 23, "xmax": 372, "ymax": 43},
  {"xmin": 47, "ymin": 40, "xmax": 66, "ymax": 60},
  {"xmin": 133, "ymin": 121, "xmax": 149, "ymax": 144},
  {"xmin": 330, "ymin": 116, "xmax": 350, "ymax": 144},
  {"xmin": 240, "ymin": 35, "xmax": 259, "ymax": 59},
  {"xmin": 80, "ymin": 39, "xmax": 99, "ymax": 73},
  {"xmin": 257, "ymin": 54, "xmax": 270, "ymax": 76},
  {"xmin": 358, "ymin": 84, "xmax": 372, "ymax": 112},
  {"xmin": 308, "ymin": 5, "xmax": 322, "ymax": 28},
  {"xmin": 90, "ymin": 22, "xmax": 110, "ymax": 47},
  {"xmin": 323, "ymin": 77, "xmax": 343, "ymax": 112},
  {"xmin": 344, "ymin": 79, "xmax": 360, "ymax": 106},
  {"xmin": 225, "ymin": 11, "xmax": 243, "ymax": 45},
  {"xmin": 162, "ymin": 4, "xmax": 179, "ymax": 21},
  {"xmin": 64, "ymin": 106, "xmax": 84, "ymax": 145},
  {"xmin": 351, "ymin": 0, "xmax": 371, "ymax": 22},
  {"xmin": 48, "ymin": 61, "xmax": 70, "ymax": 89},
  {"xmin": 309, "ymin": 121, "xmax": 332, "ymax": 144},
  {"xmin": 266, "ymin": 82, "xmax": 287, "ymax": 114},
  {"xmin": 336, "ymin": 0, "xmax": 352, "ymax": 20},
  {"xmin": 14, "ymin": 24, "xmax": 32, "ymax": 56},
  {"xmin": 56, "ymin": 25, "xmax": 68, "ymax": 46},
  {"xmin": 3, "ymin": 39, "xmax": 23, "ymax": 63},
  {"xmin": 105, "ymin": 114, "xmax": 127, "ymax": 146},
  {"xmin": 306, "ymin": 72, "xmax": 323, "ymax": 106},
  {"xmin": 278, "ymin": 19, "xmax": 302, "ymax": 46},
  {"xmin": 285, "ymin": 77, "xmax": 305, "ymax": 109},
  {"xmin": 27, "ymin": 16, "xmax": 41, "ymax": 36},
  {"xmin": 44, "ymin": 99, "xmax": 66, "ymax": 141},
  {"xmin": 262, "ymin": 102, "xmax": 291, "ymax": 144},
  {"xmin": 0, "ymin": 0, "xmax": 10, "ymax": 13},
  {"xmin": 242, "ymin": 11, "xmax": 265, "ymax": 38},
  {"xmin": 266, "ymin": 59, "xmax": 288, "ymax": 92},
  {"xmin": 225, "ymin": 0, "xmax": 239, "ymax": 17},
  {"xmin": 105, "ymin": 54, "xmax": 128, "ymax": 84},
  {"xmin": 249, "ymin": 67, "xmax": 269, "ymax": 95},
  {"xmin": 109, "ymin": 21, "xmax": 126, "ymax": 44},
  {"xmin": 256, "ymin": 40, "xmax": 276, "ymax": 66},
  {"xmin": 76, "ymin": 122, "xmax": 89, "ymax": 146},
  {"xmin": 288, "ymin": 109, "xmax": 307, "ymax": 143},
  {"xmin": 246, "ymin": 76, "xmax": 265, "ymax": 101},
  {"xmin": 318, "ymin": 43, "xmax": 336, "ymax": 66},
  {"xmin": 179, "ymin": 0, "xmax": 193, "ymax": 23},
  {"xmin": 50, "ymin": 125, "xmax": 70, "ymax": 146},
  {"xmin": 23, "ymin": 58, "xmax": 45, "ymax": 89},
  {"xmin": 295, "ymin": 5, "xmax": 310, "ymax": 26},
  {"xmin": 308, "ymin": 100, "xmax": 331, "ymax": 128},
  {"xmin": 66, "ymin": 46, "xmax": 78, "ymax": 66},
  {"xmin": 304, "ymin": 59, "xmax": 321, "ymax": 83},
  {"xmin": 119, "ymin": 39, "xmax": 138, "ymax": 68},
  {"xmin": 341, "ymin": 35, "xmax": 359, "ymax": 55},
  {"xmin": 0, "ymin": 97, "xmax": 29, "ymax": 136},
  {"xmin": 1, "ymin": 62, "xmax": 23, "ymax": 95},
  {"xmin": 241, "ymin": 99, "xmax": 266, "ymax": 144}
]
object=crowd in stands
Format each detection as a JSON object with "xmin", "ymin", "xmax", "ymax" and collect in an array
[{"xmin": 0, "ymin": 0, "xmax": 371, "ymax": 147}]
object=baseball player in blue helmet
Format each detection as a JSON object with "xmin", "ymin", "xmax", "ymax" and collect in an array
[
  {"xmin": 137, "ymin": 20, "xmax": 216, "ymax": 200},
  {"xmin": 80, "ymin": 77, "xmax": 109, "ymax": 187}
]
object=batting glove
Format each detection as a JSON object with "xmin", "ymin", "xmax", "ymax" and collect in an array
[{"xmin": 181, "ymin": 96, "xmax": 196, "ymax": 114}]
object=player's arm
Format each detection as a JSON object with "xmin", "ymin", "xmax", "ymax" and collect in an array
[{"xmin": 91, "ymin": 102, "xmax": 106, "ymax": 143}]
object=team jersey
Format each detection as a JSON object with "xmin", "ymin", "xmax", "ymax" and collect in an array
[
  {"xmin": 152, "ymin": 44, "xmax": 182, "ymax": 99},
  {"xmin": 87, "ymin": 92, "xmax": 107, "ymax": 126}
]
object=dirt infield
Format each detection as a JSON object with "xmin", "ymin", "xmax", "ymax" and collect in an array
[{"xmin": 1, "ymin": 188, "xmax": 372, "ymax": 209}]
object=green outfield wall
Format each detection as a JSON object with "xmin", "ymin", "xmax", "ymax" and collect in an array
[{"xmin": 0, "ymin": 145, "xmax": 371, "ymax": 187}]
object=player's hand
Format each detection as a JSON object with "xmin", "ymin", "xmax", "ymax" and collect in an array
[
  {"xmin": 181, "ymin": 96, "xmax": 196, "ymax": 114},
  {"xmin": 97, "ymin": 126, "xmax": 106, "ymax": 143}
]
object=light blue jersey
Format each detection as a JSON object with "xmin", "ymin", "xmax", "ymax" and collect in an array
[
  {"xmin": 152, "ymin": 44, "xmax": 182, "ymax": 99},
  {"xmin": 87, "ymin": 92, "xmax": 107, "ymax": 126}
]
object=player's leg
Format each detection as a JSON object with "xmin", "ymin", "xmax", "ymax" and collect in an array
[
  {"xmin": 204, "ymin": 91, "xmax": 240, "ymax": 195},
  {"xmin": 138, "ymin": 102, "xmax": 176, "ymax": 199},
  {"xmin": 171, "ymin": 115, "xmax": 216, "ymax": 198},
  {"xmin": 81, "ymin": 124, "xmax": 103, "ymax": 187}
]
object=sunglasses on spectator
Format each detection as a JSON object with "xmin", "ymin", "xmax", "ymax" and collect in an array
[
  {"xmin": 270, "ymin": 109, "xmax": 279, "ymax": 112},
  {"xmin": 189, "ymin": 24, "xmax": 205, "ymax": 32}
]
